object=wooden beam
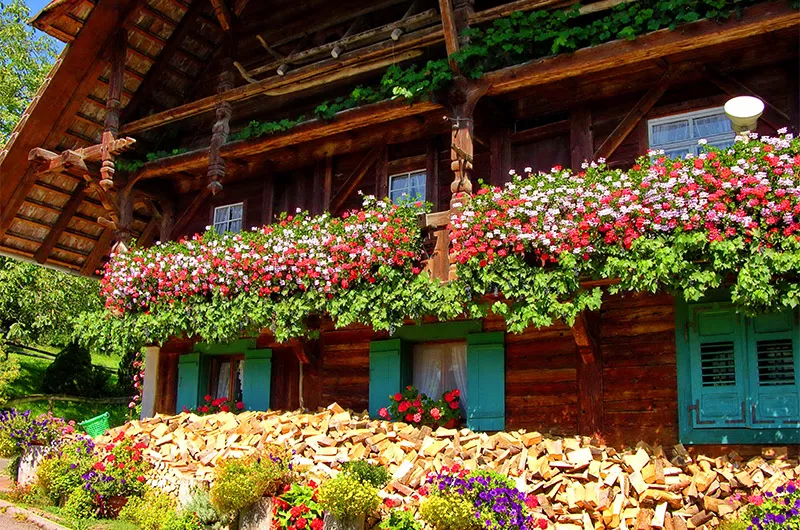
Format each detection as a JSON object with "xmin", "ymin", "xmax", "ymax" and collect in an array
[
  {"xmin": 484, "ymin": 2, "xmax": 800, "ymax": 95},
  {"xmin": 489, "ymin": 128, "xmax": 511, "ymax": 186},
  {"xmin": 703, "ymin": 67, "xmax": 792, "ymax": 131},
  {"xmin": 172, "ymin": 188, "xmax": 211, "ymax": 239},
  {"xmin": 426, "ymin": 138, "xmax": 440, "ymax": 208},
  {"xmin": 570, "ymin": 109, "xmax": 593, "ymax": 169},
  {"xmin": 0, "ymin": 0, "xmax": 139, "ymax": 242},
  {"xmin": 138, "ymin": 216, "xmax": 160, "ymax": 248},
  {"xmin": 34, "ymin": 183, "xmax": 87, "ymax": 264},
  {"xmin": 438, "ymin": 0, "xmax": 460, "ymax": 71},
  {"xmin": 572, "ymin": 311, "xmax": 603, "ymax": 436},
  {"xmin": 469, "ymin": 0, "xmax": 566, "ymax": 24},
  {"xmin": 81, "ymin": 228, "xmax": 114, "ymax": 276},
  {"xmin": 120, "ymin": 26, "xmax": 442, "ymax": 134},
  {"xmin": 209, "ymin": 0, "xmax": 233, "ymax": 31},
  {"xmin": 322, "ymin": 156, "xmax": 333, "ymax": 212},
  {"xmin": 331, "ymin": 145, "xmax": 383, "ymax": 214},
  {"xmin": 594, "ymin": 68, "xmax": 675, "ymax": 161},
  {"xmin": 121, "ymin": 0, "xmax": 209, "ymax": 122},
  {"xmin": 375, "ymin": 144, "xmax": 389, "ymax": 199},
  {"xmin": 262, "ymin": 172, "xmax": 275, "ymax": 224}
]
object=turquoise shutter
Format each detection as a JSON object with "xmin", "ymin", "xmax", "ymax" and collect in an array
[
  {"xmin": 243, "ymin": 349, "xmax": 272, "ymax": 411},
  {"xmin": 747, "ymin": 310, "xmax": 800, "ymax": 427},
  {"xmin": 687, "ymin": 304, "xmax": 747, "ymax": 427},
  {"xmin": 369, "ymin": 339, "xmax": 411, "ymax": 418},
  {"xmin": 466, "ymin": 332, "xmax": 505, "ymax": 431},
  {"xmin": 177, "ymin": 353, "xmax": 201, "ymax": 412}
]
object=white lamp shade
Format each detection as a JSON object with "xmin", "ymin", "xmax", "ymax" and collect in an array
[{"xmin": 724, "ymin": 96, "xmax": 764, "ymax": 132}]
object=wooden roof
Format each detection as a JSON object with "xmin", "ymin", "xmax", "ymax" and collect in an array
[{"xmin": 0, "ymin": 0, "xmax": 797, "ymax": 276}]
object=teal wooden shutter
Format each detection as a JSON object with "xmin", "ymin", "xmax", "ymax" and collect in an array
[
  {"xmin": 687, "ymin": 304, "xmax": 747, "ymax": 427},
  {"xmin": 369, "ymin": 339, "xmax": 411, "ymax": 418},
  {"xmin": 177, "ymin": 353, "xmax": 200, "ymax": 411},
  {"xmin": 466, "ymin": 332, "xmax": 505, "ymax": 431},
  {"xmin": 243, "ymin": 349, "xmax": 272, "ymax": 411},
  {"xmin": 747, "ymin": 310, "xmax": 800, "ymax": 427}
]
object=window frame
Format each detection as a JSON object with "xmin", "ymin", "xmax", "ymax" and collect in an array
[
  {"xmin": 647, "ymin": 107, "xmax": 736, "ymax": 158},
  {"xmin": 208, "ymin": 354, "xmax": 245, "ymax": 402},
  {"xmin": 411, "ymin": 339, "xmax": 468, "ymax": 408},
  {"xmin": 675, "ymin": 293, "xmax": 800, "ymax": 444},
  {"xmin": 388, "ymin": 169, "xmax": 426, "ymax": 204},
  {"xmin": 212, "ymin": 202, "xmax": 245, "ymax": 234}
]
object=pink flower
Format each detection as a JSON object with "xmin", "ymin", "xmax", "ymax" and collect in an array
[
  {"xmin": 430, "ymin": 408, "xmax": 441, "ymax": 420},
  {"xmin": 378, "ymin": 407, "xmax": 389, "ymax": 419},
  {"xmin": 413, "ymin": 413, "xmax": 422, "ymax": 423}
]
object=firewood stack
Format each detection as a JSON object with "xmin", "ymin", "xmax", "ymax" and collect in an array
[{"xmin": 99, "ymin": 404, "xmax": 798, "ymax": 530}]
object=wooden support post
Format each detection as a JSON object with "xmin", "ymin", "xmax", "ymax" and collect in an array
[
  {"xmin": 34, "ymin": 183, "xmax": 87, "ymax": 263},
  {"xmin": 99, "ymin": 29, "xmax": 128, "ymax": 191},
  {"xmin": 572, "ymin": 311, "xmax": 603, "ymax": 436},
  {"xmin": 375, "ymin": 144, "xmax": 389, "ymax": 199},
  {"xmin": 489, "ymin": 127, "xmax": 511, "ymax": 186},
  {"xmin": 209, "ymin": 0, "xmax": 233, "ymax": 31},
  {"xmin": 207, "ymin": 62, "xmax": 235, "ymax": 194},
  {"xmin": 262, "ymin": 171, "xmax": 275, "ymax": 223},
  {"xmin": 446, "ymin": 78, "xmax": 488, "ymax": 209},
  {"xmin": 159, "ymin": 200, "xmax": 174, "ymax": 243},
  {"xmin": 331, "ymin": 145, "xmax": 383, "ymax": 213},
  {"xmin": 594, "ymin": 68, "xmax": 675, "ymax": 161},
  {"xmin": 81, "ymin": 228, "xmax": 114, "ymax": 275},
  {"xmin": 426, "ymin": 138, "xmax": 440, "ymax": 209},
  {"xmin": 570, "ymin": 108, "xmax": 593, "ymax": 170},
  {"xmin": 322, "ymin": 156, "xmax": 333, "ymax": 212},
  {"xmin": 113, "ymin": 186, "xmax": 134, "ymax": 254},
  {"xmin": 438, "ymin": 0, "xmax": 460, "ymax": 72},
  {"xmin": 703, "ymin": 67, "xmax": 792, "ymax": 131}
]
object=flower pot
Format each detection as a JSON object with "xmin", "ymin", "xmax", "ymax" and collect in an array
[
  {"xmin": 17, "ymin": 444, "xmax": 51, "ymax": 486},
  {"xmin": 239, "ymin": 497, "xmax": 273, "ymax": 530},
  {"xmin": 323, "ymin": 512, "xmax": 365, "ymax": 530},
  {"xmin": 102, "ymin": 495, "xmax": 128, "ymax": 518},
  {"xmin": 444, "ymin": 418, "xmax": 459, "ymax": 429}
]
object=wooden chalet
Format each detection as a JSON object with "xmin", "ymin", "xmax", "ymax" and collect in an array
[{"xmin": 1, "ymin": 0, "xmax": 798, "ymax": 452}]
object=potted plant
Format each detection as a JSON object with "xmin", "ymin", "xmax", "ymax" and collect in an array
[
  {"xmin": 318, "ymin": 471, "xmax": 380, "ymax": 530},
  {"xmin": 273, "ymin": 481, "xmax": 325, "ymax": 530},
  {"xmin": 379, "ymin": 386, "xmax": 463, "ymax": 429},
  {"xmin": 183, "ymin": 395, "xmax": 246, "ymax": 415}
]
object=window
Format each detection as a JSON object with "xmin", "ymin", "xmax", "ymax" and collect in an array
[
  {"xmin": 389, "ymin": 170, "xmax": 426, "ymax": 204},
  {"xmin": 209, "ymin": 355, "xmax": 244, "ymax": 402},
  {"xmin": 412, "ymin": 341, "xmax": 468, "ymax": 408},
  {"xmin": 681, "ymin": 302, "xmax": 800, "ymax": 443},
  {"xmin": 648, "ymin": 107, "xmax": 735, "ymax": 158},
  {"xmin": 213, "ymin": 203, "xmax": 243, "ymax": 233}
]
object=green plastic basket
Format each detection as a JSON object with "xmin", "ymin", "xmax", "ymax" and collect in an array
[{"xmin": 79, "ymin": 412, "xmax": 110, "ymax": 438}]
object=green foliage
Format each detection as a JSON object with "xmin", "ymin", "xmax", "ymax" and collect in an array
[
  {"xmin": 119, "ymin": 489, "xmax": 200, "ymax": 530},
  {"xmin": 340, "ymin": 460, "xmax": 390, "ymax": 488},
  {"xmin": 0, "ymin": 0, "xmax": 57, "ymax": 147},
  {"xmin": 116, "ymin": 149, "xmax": 189, "ymax": 173},
  {"xmin": 419, "ymin": 494, "xmax": 479, "ymax": 530},
  {"xmin": 229, "ymin": 116, "xmax": 307, "ymax": 142},
  {"xmin": 0, "ymin": 257, "xmax": 102, "ymax": 347},
  {"xmin": 63, "ymin": 486, "xmax": 96, "ymax": 520},
  {"xmin": 0, "ymin": 347, "xmax": 20, "ymax": 405},
  {"xmin": 181, "ymin": 489, "xmax": 229, "ymax": 530},
  {"xmin": 42, "ymin": 341, "xmax": 109, "ymax": 397},
  {"xmin": 210, "ymin": 446, "xmax": 293, "ymax": 514},
  {"xmin": 318, "ymin": 474, "xmax": 380, "ymax": 521},
  {"xmin": 379, "ymin": 509, "xmax": 423, "ymax": 530},
  {"xmin": 17, "ymin": 399, "xmax": 130, "ymax": 428},
  {"xmin": 36, "ymin": 438, "xmax": 96, "ymax": 505}
]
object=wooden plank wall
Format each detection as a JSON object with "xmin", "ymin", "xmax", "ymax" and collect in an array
[{"xmin": 320, "ymin": 329, "xmax": 373, "ymax": 412}]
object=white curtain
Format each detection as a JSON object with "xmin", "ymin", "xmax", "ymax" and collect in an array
[
  {"xmin": 694, "ymin": 114, "xmax": 732, "ymax": 137},
  {"xmin": 215, "ymin": 361, "xmax": 231, "ymax": 399},
  {"xmin": 651, "ymin": 119, "xmax": 690, "ymax": 145},
  {"xmin": 412, "ymin": 342, "xmax": 468, "ymax": 407}
]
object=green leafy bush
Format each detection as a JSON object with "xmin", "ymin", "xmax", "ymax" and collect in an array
[
  {"xmin": 419, "ymin": 495, "xmax": 479, "ymax": 530},
  {"xmin": 0, "ymin": 348, "xmax": 20, "ymax": 406},
  {"xmin": 340, "ymin": 460, "xmax": 390, "ymax": 488},
  {"xmin": 210, "ymin": 445, "xmax": 293, "ymax": 514},
  {"xmin": 36, "ymin": 437, "xmax": 95, "ymax": 504},
  {"xmin": 318, "ymin": 474, "xmax": 380, "ymax": 521},
  {"xmin": 42, "ymin": 340, "xmax": 109, "ymax": 397},
  {"xmin": 63, "ymin": 486, "xmax": 96, "ymax": 519},
  {"xmin": 119, "ymin": 489, "xmax": 200, "ymax": 530},
  {"xmin": 182, "ymin": 489, "xmax": 229, "ymax": 530},
  {"xmin": 379, "ymin": 508, "xmax": 423, "ymax": 530}
]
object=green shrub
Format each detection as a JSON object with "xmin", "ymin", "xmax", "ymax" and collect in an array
[
  {"xmin": 340, "ymin": 460, "xmax": 390, "ymax": 488},
  {"xmin": 36, "ymin": 437, "xmax": 95, "ymax": 504},
  {"xmin": 63, "ymin": 486, "xmax": 96, "ymax": 519},
  {"xmin": 210, "ymin": 446, "xmax": 293, "ymax": 514},
  {"xmin": 318, "ymin": 474, "xmax": 380, "ymax": 521},
  {"xmin": 119, "ymin": 490, "xmax": 199, "ymax": 530},
  {"xmin": 42, "ymin": 340, "xmax": 108, "ymax": 397},
  {"xmin": 379, "ymin": 508, "xmax": 422, "ymax": 530},
  {"xmin": 419, "ymin": 495, "xmax": 480, "ymax": 530},
  {"xmin": 0, "ymin": 349, "xmax": 20, "ymax": 405},
  {"xmin": 182, "ymin": 489, "xmax": 229, "ymax": 530}
]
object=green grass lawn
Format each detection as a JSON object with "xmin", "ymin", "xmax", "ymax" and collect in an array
[
  {"xmin": 0, "ymin": 497, "xmax": 140, "ymax": 530},
  {"xmin": 20, "ymin": 400, "xmax": 132, "ymax": 428}
]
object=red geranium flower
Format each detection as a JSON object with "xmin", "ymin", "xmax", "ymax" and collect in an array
[
  {"xmin": 449, "ymin": 401, "xmax": 459, "ymax": 410},
  {"xmin": 93, "ymin": 462, "xmax": 105, "ymax": 471},
  {"xmin": 394, "ymin": 393, "xmax": 403, "ymax": 402},
  {"xmin": 235, "ymin": 401, "xmax": 245, "ymax": 410},
  {"xmin": 310, "ymin": 519, "xmax": 324, "ymax": 530}
]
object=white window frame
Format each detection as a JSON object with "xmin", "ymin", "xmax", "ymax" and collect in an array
[
  {"xmin": 389, "ymin": 170, "xmax": 426, "ymax": 204},
  {"xmin": 647, "ymin": 106, "xmax": 736, "ymax": 158},
  {"xmin": 212, "ymin": 202, "xmax": 244, "ymax": 234}
]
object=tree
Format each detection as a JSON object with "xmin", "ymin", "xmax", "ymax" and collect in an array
[
  {"xmin": 0, "ymin": 0, "xmax": 57, "ymax": 146},
  {"xmin": 0, "ymin": 256, "xmax": 103, "ymax": 347}
]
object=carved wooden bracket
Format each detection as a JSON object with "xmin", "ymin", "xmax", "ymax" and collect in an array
[{"xmin": 571, "ymin": 311, "xmax": 601, "ymax": 364}]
